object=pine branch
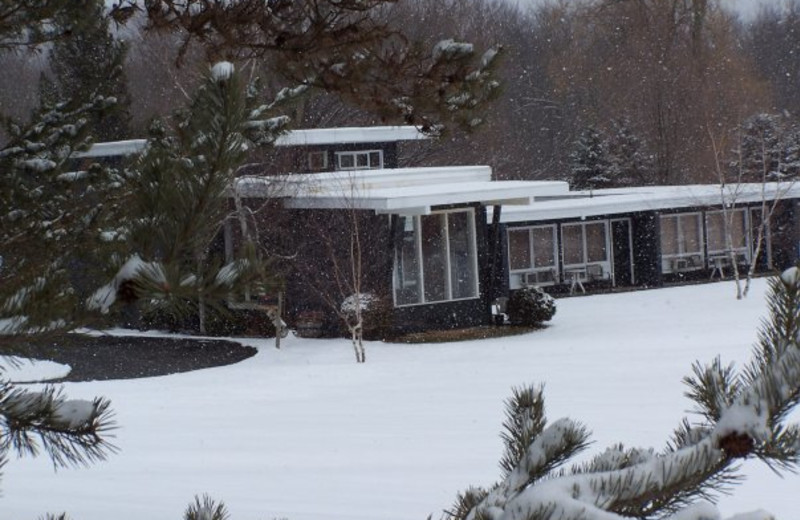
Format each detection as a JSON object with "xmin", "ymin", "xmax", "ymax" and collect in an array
[
  {"xmin": 0, "ymin": 381, "xmax": 117, "ymax": 470},
  {"xmin": 184, "ymin": 495, "xmax": 229, "ymax": 520}
]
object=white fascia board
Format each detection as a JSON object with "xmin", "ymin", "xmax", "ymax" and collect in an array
[
  {"xmin": 284, "ymin": 180, "xmax": 570, "ymax": 214},
  {"xmin": 71, "ymin": 139, "xmax": 147, "ymax": 158},
  {"xmin": 500, "ymin": 183, "xmax": 800, "ymax": 223},
  {"xmin": 274, "ymin": 126, "xmax": 428, "ymax": 146},
  {"xmin": 275, "ymin": 166, "xmax": 493, "ymax": 190}
]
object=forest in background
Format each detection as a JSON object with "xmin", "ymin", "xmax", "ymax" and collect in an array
[{"xmin": 1, "ymin": 0, "xmax": 799, "ymax": 186}]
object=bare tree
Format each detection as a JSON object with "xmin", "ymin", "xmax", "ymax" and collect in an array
[{"xmin": 708, "ymin": 114, "xmax": 800, "ymax": 298}]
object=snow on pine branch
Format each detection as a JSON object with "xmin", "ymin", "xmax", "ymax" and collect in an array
[
  {"xmin": 432, "ymin": 39, "xmax": 474, "ymax": 62},
  {"xmin": 0, "ymin": 382, "xmax": 116, "ymax": 469},
  {"xmin": 211, "ymin": 61, "xmax": 235, "ymax": 82}
]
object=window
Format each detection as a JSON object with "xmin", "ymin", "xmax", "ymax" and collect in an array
[
  {"xmin": 507, "ymin": 225, "xmax": 558, "ymax": 287},
  {"xmin": 561, "ymin": 221, "xmax": 609, "ymax": 267},
  {"xmin": 660, "ymin": 213, "xmax": 704, "ymax": 273},
  {"xmin": 706, "ymin": 209, "xmax": 750, "ymax": 264},
  {"xmin": 308, "ymin": 151, "xmax": 328, "ymax": 171},
  {"xmin": 393, "ymin": 209, "xmax": 478, "ymax": 306},
  {"xmin": 335, "ymin": 150, "xmax": 383, "ymax": 170}
]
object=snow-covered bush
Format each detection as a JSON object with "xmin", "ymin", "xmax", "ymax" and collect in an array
[
  {"xmin": 340, "ymin": 292, "xmax": 392, "ymax": 341},
  {"xmin": 507, "ymin": 286, "xmax": 556, "ymax": 326}
]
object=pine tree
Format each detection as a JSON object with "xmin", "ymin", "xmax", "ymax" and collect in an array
[
  {"xmin": 0, "ymin": 90, "xmax": 127, "ymax": 334},
  {"xmin": 40, "ymin": 0, "xmax": 131, "ymax": 141},
  {"xmin": 441, "ymin": 270, "xmax": 800, "ymax": 520},
  {"xmin": 607, "ymin": 118, "xmax": 653, "ymax": 187},
  {"xmin": 569, "ymin": 126, "xmax": 611, "ymax": 190},
  {"xmin": 737, "ymin": 113, "xmax": 800, "ymax": 182},
  {"xmin": 109, "ymin": 62, "xmax": 288, "ymax": 333}
]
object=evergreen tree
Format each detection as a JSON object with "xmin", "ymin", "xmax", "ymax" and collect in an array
[
  {"xmin": 607, "ymin": 118, "xmax": 653, "ymax": 187},
  {"xmin": 0, "ymin": 88, "xmax": 126, "ymax": 334},
  {"xmin": 737, "ymin": 113, "xmax": 800, "ymax": 182},
  {"xmin": 0, "ymin": 1, "xmax": 122, "ymax": 500},
  {"xmin": 441, "ymin": 269, "xmax": 800, "ymax": 520},
  {"xmin": 110, "ymin": 62, "xmax": 288, "ymax": 333},
  {"xmin": 569, "ymin": 126, "xmax": 611, "ymax": 190},
  {"xmin": 40, "ymin": 0, "xmax": 131, "ymax": 140}
]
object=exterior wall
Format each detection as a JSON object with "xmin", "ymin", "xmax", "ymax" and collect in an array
[
  {"xmin": 631, "ymin": 212, "xmax": 662, "ymax": 287},
  {"xmin": 272, "ymin": 141, "xmax": 400, "ymax": 173},
  {"xmin": 234, "ymin": 199, "xmax": 494, "ymax": 335},
  {"xmin": 501, "ymin": 200, "xmax": 797, "ymax": 297},
  {"xmin": 771, "ymin": 200, "xmax": 800, "ymax": 270}
]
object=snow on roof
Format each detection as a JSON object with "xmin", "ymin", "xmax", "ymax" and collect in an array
[
  {"xmin": 273, "ymin": 126, "xmax": 428, "ymax": 146},
  {"xmin": 500, "ymin": 183, "xmax": 800, "ymax": 223},
  {"xmin": 71, "ymin": 139, "xmax": 147, "ymax": 158},
  {"xmin": 236, "ymin": 166, "xmax": 569, "ymax": 215},
  {"xmin": 71, "ymin": 126, "xmax": 427, "ymax": 158}
]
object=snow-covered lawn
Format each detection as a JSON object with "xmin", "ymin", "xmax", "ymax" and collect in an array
[
  {"xmin": 3, "ymin": 357, "xmax": 71, "ymax": 383},
  {"xmin": 4, "ymin": 278, "xmax": 798, "ymax": 520}
]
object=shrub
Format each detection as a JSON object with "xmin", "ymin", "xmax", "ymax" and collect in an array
[
  {"xmin": 506, "ymin": 286, "xmax": 556, "ymax": 326},
  {"xmin": 340, "ymin": 292, "xmax": 392, "ymax": 340}
]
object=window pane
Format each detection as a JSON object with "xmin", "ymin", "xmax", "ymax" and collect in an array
[
  {"xmin": 508, "ymin": 229, "xmax": 532, "ymax": 271},
  {"xmin": 660, "ymin": 216, "xmax": 678, "ymax": 255},
  {"xmin": 395, "ymin": 216, "xmax": 420, "ymax": 305},
  {"xmin": 731, "ymin": 210, "xmax": 747, "ymax": 249},
  {"xmin": 421, "ymin": 214, "xmax": 447, "ymax": 302},
  {"xmin": 681, "ymin": 214, "xmax": 701, "ymax": 253},
  {"xmin": 448, "ymin": 211, "xmax": 477, "ymax": 299},
  {"xmin": 562, "ymin": 225, "xmax": 583, "ymax": 265},
  {"xmin": 532, "ymin": 227, "xmax": 555, "ymax": 267},
  {"xmin": 706, "ymin": 212, "xmax": 725, "ymax": 252},
  {"xmin": 585, "ymin": 223, "xmax": 607, "ymax": 262},
  {"xmin": 356, "ymin": 153, "xmax": 368, "ymax": 167},
  {"xmin": 369, "ymin": 151, "xmax": 382, "ymax": 168},
  {"xmin": 339, "ymin": 154, "xmax": 354, "ymax": 169}
]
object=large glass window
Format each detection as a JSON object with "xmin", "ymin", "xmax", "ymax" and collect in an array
[
  {"xmin": 560, "ymin": 221, "xmax": 611, "ymax": 282},
  {"xmin": 507, "ymin": 225, "xmax": 558, "ymax": 287},
  {"xmin": 561, "ymin": 222, "xmax": 609, "ymax": 267},
  {"xmin": 393, "ymin": 210, "xmax": 478, "ymax": 306},
  {"xmin": 706, "ymin": 209, "xmax": 750, "ymax": 265},
  {"xmin": 660, "ymin": 213, "xmax": 704, "ymax": 273},
  {"xmin": 335, "ymin": 150, "xmax": 383, "ymax": 170},
  {"xmin": 706, "ymin": 209, "xmax": 748, "ymax": 253}
]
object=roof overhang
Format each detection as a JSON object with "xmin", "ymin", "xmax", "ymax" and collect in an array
[
  {"xmin": 236, "ymin": 167, "xmax": 570, "ymax": 216},
  {"xmin": 499, "ymin": 183, "xmax": 800, "ymax": 223}
]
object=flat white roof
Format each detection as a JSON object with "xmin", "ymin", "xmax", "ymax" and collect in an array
[
  {"xmin": 273, "ymin": 126, "xmax": 428, "ymax": 146},
  {"xmin": 71, "ymin": 126, "xmax": 428, "ymax": 159},
  {"xmin": 236, "ymin": 167, "xmax": 569, "ymax": 215},
  {"xmin": 500, "ymin": 183, "xmax": 800, "ymax": 222}
]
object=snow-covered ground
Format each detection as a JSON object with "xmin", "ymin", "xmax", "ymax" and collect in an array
[
  {"xmin": 1, "ymin": 356, "xmax": 71, "ymax": 383},
  {"xmin": 3, "ymin": 278, "xmax": 798, "ymax": 520}
]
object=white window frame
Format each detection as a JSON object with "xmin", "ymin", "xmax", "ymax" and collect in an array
[
  {"xmin": 660, "ymin": 212, "xmax": 705, "ymax": 273},
  {"xmin": 392, "ymin": 208, "xmax": 480, "ymax": 307},
  {"xmin": 507, "ymin": 224, "xmax": 559, "ymax": 289},
  {"xmin": 705, "ymin": 208, "xmax": 751, "ymax": 266},
  {"xmin": 560, "ymin": 221, "xmax": 611, "ymax": 281},
  {"xmin": 307, "ymin": 151, "xmax": 328, "ymax": 171},
  {"xmin": 335, "ymin": 149, "xmax": 384, "ymax": 171}
]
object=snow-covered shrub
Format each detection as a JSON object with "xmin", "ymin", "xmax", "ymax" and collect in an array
[
  {"xmin": 340, "ymin": 293, "xmax": 392, "ymax": 340},
  {"xmin": 506, "ymin": 286, "xmax": 556, "ymax": 326}
]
